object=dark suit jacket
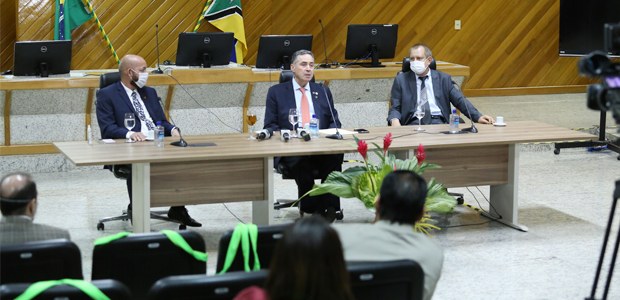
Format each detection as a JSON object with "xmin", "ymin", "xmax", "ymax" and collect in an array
[
  {"xmin": 387, "ymin": 70, "xmax": 482, "ymax": 125},
  {"xmin": 96, "ymin": 81, "xmax": 174, "ymax": 139},
  {"xmin": 264, "ymin": 81, "xmax": 341, "ymax": 135}
]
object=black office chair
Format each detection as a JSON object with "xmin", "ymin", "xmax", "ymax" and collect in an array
[
  {"xmin": 0, "ymin": 279, "xmax": 131, "ymax": 300},
  {"xmin": 216, "ymin": 223, "xmax": 291, "ymax": 273},
  {"xmin": 95, "ymin": 72, "xmax": 182, "ymax": 230},
  {"xmin": 91, "ymin": 230, "xmax": 206, "ymax": 300},
  {"xmin": 347, "ymin": 260, "xmax": 424, "ymax": 300},
  {"xmin": 0, "ymin": 239, "xmax": 82, "ymax": 284},
  {"xmin": 147, "ymin": 271, "xmax": 268, "ymax": 300}
]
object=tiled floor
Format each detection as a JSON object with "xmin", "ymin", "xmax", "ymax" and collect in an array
[{"xmin": 24, "ymin": 142, "xmax": 620, "ymax": 299}]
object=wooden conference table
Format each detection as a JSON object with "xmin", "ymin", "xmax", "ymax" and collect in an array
[{"xmin": 54, "ymin": 121, "xmax": 593, "ymax": 233}]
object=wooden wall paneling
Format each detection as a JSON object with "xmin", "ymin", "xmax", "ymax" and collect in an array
[
  {"xmin": 0, "ymin": 0, "xmax": 16, "ymax": 71},
  {"xmin": 10, "ymin": 0, "xmax": 596, "ymax": 90}
]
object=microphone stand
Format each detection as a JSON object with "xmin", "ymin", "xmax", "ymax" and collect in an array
[
  {"xmin": 170, "ymin": 127, "xmax": 188, "ymax": 147},
  {"xmin": 458, "ymin": 82, "xmax": 478, "ymax": 133},
  {"xmin": 152, "ymin": 24, "xmax": 164, "ymax": 74},
  {"xmin": 319, "ymin": 83, "xmax": 343, "ymax": 140}
]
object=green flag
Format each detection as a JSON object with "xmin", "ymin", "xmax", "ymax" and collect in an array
[{"xmin": 54, "ymin": 0, "xmax": 92, "ymax": 40}]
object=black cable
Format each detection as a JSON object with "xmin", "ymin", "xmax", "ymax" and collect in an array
[
  {"xmin": 340, "ymin": 53, "xmax": 372, "ymax": 68},
  {"xmin": 222, "ymin": 203, "xmax": 245, "ymax": 223},
  {"xmin": 474, "ymin": 186, "xmax": 503, "ymax": 219},
  {"xmin": 165, "ymin": 73, "xmax": 242, "ymax": 133}
]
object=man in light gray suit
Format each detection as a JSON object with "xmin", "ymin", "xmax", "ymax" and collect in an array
[
  {"xmin": 388, "ymin": 43, "xmax": 494, "ymax": 126},
  {"xmin": 0, "ymin": 172, "xmax": 70, "ymax": 245},
  {"xmin": 334, "ymin": 170, "xmax": 443, "ymax": 300}
]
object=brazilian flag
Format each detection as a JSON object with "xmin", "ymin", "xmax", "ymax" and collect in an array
[
  {"xmin": 54, "ymin": 0, "xmax": 92, "ymax": 40},
  {"xmin": 204, "ymin": 0, "xmax": 247, "ymax": 64}
]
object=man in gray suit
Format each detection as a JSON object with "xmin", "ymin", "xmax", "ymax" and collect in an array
[
  {"xmin": 334, "ymin": 170, "xmax": 443, "ymax": 300},
  {"xmin": 0, "ymin": 172, "xmax": 70, "ymax": 245},
  {"xmin": 388, "ymin": 43, "xmax": 494, "ymax": 126}
]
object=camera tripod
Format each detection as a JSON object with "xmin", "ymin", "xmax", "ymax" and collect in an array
[
  {"xmin": 554, "ymin": 110, "xmax": 620, "ymax": 159},
  {"xmin": 586, "ymin": 180, "xmax": 620, "ymax": 300}
]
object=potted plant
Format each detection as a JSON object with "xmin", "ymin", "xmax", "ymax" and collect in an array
[{"xmin": 304, "ymin": 133, "xmax": 456, "ymax": 233}]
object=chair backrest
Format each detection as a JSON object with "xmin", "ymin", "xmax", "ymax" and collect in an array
[
  {"xmin": 91, "ymin": 230, "xmax": 206, "ymax": 300},
  {"xmin": 216, "ymin": 223, "xmax": 291, "ymax": 273},
  {"xmin": 99, "ymin": 72, "xmax": 121, "ymax": 89},
  {"xmin": 0, "ymin": 279, "xmax": 131, "ymax": 300},
  {"xmin": 347, "ymin": 260, "xmax": 424, "ymax": 300},
  {"xmin": 278, "ymin": 70, "xmax": 315, "ymax": 84},
  {"xmin": 0, "ymin": 239, "xmax": 82, "ymax": 284},
  {"xmin": 147, "ymin": 270, "xmax": 268, "ymax": 300},
  {"xmin": 401, "ymin": 57, "xmax": 437, "ymax": 73}
]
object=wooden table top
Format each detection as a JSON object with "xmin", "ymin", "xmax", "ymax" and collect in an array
[{"xmin": 54, "ymin": 121, "xmax": 594, "ymax": 166}]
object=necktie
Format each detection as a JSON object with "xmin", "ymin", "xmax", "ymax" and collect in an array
[
  {"xmin": 299, "ymin": 87, "xmax": 311, "ymax": 126},
  {"xmin": 418, "ymin": 76, "xmax": 432, "ymax": 124},
  {"xmin": 131, "ymin": 91, "xmax": 156, "ymax": 130}
]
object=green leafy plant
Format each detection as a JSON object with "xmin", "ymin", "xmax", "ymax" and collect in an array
[{"xmin": 305, "ymin": 133, "xmax": 456, "ymax": 233}]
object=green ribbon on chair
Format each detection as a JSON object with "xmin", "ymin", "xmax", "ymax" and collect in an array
[
  {"xmin": 219, "ymin": 223, "xmax": 260, "ymax": 274},
  {"xmin": 15, "ymin": 279, "xmax": 110, "ymax": 300},
  {"xmin": 93, "ymin": 230, "xmax": 207, "ymax": 262}
]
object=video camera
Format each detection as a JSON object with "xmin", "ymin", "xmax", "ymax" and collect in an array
[{"xmin": 581, "ymin": 23, "xmax": 620, "ymax": 123}]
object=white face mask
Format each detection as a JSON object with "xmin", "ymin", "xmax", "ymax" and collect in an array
[
  {"xmin": 132, "ymin": 70, "xmax": 149, "ymax": 88},
  {"xmin": 410, "ymin": 60, "xmax": 428, "ymax": 75}
]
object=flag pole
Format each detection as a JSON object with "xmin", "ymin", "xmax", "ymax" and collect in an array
[
  {"xmin": 82, "ymin": 0, "xmax": 120, "ymax": 65},
  {"xmin": 193, "ymin": 0, "xmax": 214, "ymax": 32}
]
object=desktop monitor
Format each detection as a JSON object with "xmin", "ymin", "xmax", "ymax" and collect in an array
[
  {"xmin": 345, "ymin": 24, "xmax": 399, "ymax": 67},
  {"xmin": 175, "ymin": 32, "xmax": 235, "ymax": 68},
  {"xmin": 255, "ymin": 34, "xmax": 313, "ymax": 69},
  {"xmin": 13, "ymin": 40, "xmax": 72, "ymax": 77}
]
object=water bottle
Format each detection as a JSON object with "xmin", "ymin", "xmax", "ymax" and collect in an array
[
  {"xmin": 449, "ymin": 109, "xmax": 459, "ymax": 133},
  {"xmin": 87, "ymin": 125, "xmax": 93, "ymax": 145},
  {"xmin": 155, "ymin": 121, "xmax": 164, "ymax": 148},
  {"xmin": 309, "ymin": 114, "xmax": 319, "ymax": 138}
]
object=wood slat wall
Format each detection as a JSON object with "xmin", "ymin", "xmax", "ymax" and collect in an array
[{"xmin": 4, "ymin": 0, "xmax": 594, "ymax": 91}]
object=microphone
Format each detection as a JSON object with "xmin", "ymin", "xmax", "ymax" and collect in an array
[
  {"xmin": 280, "ymin": 130, "xmax": 291, "ymax": 142},
  {"xmin": 157, "ymin": 96, "xmax": 189, "ymax": 146},
  {"xmin": 318, "ymin": 19, "xmax": 330, "ymax": 68},
  {"xmin": 318, "ymin": 84, "xmax": 343, "ymax": 140},
  {"xmin": 152, "ymin": 24, "xmax": 164, "ymax": 74},
  {"xmin": 297, "ymin": 127, "xmax": 311, "ymax": 141},
  {"xmin": 460, "ymin": 101, "xmax": 478, "ymax": 134},
  {"xmin": 255, "ymin": 129, "xmax": 271, "ymax": 140}
]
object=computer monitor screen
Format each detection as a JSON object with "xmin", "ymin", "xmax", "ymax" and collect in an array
[
  {"xmin": 255, "ymin": 35, "xmax": 313, "ymax": 69},
  {"xmin": 13, "ymin": 40, "xmax": 72, "ymax": 77},
  {"xmin": 345, "ymin": 24, "xmax": 399, "ymax": 67},
  {"xmin": 175, "ymin": 32, "xmax": 235, "ymax": 67}
]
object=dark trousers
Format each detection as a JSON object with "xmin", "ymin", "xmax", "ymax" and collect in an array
[{"xmin": 279, "ymin": 154, "xmax": 343, "ymax": 214}]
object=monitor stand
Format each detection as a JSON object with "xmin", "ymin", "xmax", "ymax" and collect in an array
[
  {"xmin": 359, "ymin": 46, "xmax": 385, "ymax": 68},
  {"xmin": 201, "ymin": 53, "xmax": 212, "ymax": 68},
  {"xmin": 39, "ymin": 62, "xmax": 49, "ymax": 77}
]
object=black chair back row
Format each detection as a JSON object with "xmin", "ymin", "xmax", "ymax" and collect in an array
[
  {"xmin": 146, "ymin": 259, "xmax": 422, "ymax": 300},
  {"xmin": 0, "ymin": 239, "xmax": 82, "ymax": 285},
  {"xmin": 0, "ymin": 279, "xmax": 131, "ymax": 300}
]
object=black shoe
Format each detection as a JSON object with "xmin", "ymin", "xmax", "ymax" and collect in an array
[
  {"xmin": 321, "ymin": 207, "xmax": 337, "ymax": 223},
  {"xmin": 335, "ymin": 209, "xmax": 344, "ymax": 221},
  {"xmin": 167, "ymin": 206, "xmax": 202, "ymax": 227}
]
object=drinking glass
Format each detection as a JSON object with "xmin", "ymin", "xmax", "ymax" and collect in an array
[
  {"xmin": 124, "ymin": 113, "xmax": 136, "ymax": 143},
  {"xmin": 247, "ymin": 112, "xmax": 258, "ymax": 140},
  {"xmin": 288, "ymin": 108, "xmax": 300, "ymax": 137},
  {"xmin": 414, "ymin": 109, "xmax": 425, "ymax": 132}
]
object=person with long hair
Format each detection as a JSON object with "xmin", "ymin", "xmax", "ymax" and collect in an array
[{"xmin": 235, "ymin": 216, "xmax": 354, "ymax": 300}]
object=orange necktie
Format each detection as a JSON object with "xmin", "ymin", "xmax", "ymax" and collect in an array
[{"xmin": 299, "ymin": 87, "xmax": 311, "ymax": 125}]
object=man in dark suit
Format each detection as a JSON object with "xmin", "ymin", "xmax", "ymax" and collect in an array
[
  {"xmin": 0, "ymin": 172, "xmax": 71, "ymax": 245},
  {"xmin": 96, "ymin": 54, "xmax": 201, "ymax": 227},
  {"xmin": 388, "ymin": 43, "xmax": 494, "ymax": 126},
  {"xmin": 263, "ymin": 50, "xmax": 344, "ymax": 222}
]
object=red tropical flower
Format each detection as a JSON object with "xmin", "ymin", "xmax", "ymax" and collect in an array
[
  {"xmin": 416, "ymin": 143, "xmax": 426, "ymax": 165},
  {"xmin": 357, "ymin": 139, "xmax": 368, "ymax": 161},
  {"xmin": 383, "ymin": 133, "xmax": 393, "ymax": 155}
]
